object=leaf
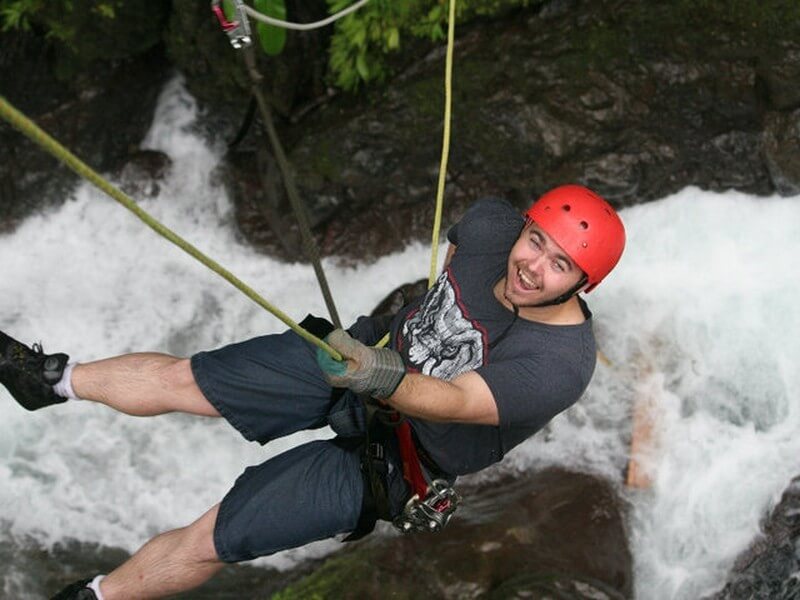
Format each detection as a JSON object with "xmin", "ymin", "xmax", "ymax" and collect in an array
[
  {"xmin": 355, "ymin": 52, "xmax": 370, "ymax": 80},
  {"xmin": 386, "ymin": 26, "xmax": 400, "ymax": 49},
  {"xmin": 254, "ymin": 0, "xmax": 287, "ymax": 56},
  {"xmin": 222, "ymin": 0, "xmax": 236, "ymax": 22}
]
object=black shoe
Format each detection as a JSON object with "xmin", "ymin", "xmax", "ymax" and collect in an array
[
  {"xmin": 50, "ymin": 578, "xmax": 98, "ymax": 600},
  {"xmin": 0, "ymin": 330, "xmax": 69, "ymax": 411}
]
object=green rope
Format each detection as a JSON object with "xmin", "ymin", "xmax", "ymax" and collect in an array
[
  {"xmin": 242, "ymin": 46, "xmax": 342, "ymax": 329},
  {"xmin": 0, "ymin": 94, "xmax": 343, "ymax": 361}
]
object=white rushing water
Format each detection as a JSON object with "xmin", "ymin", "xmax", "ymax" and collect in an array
[{"xmin": 1, "ymin": 77, "xmax": 798, "ymax": 599}]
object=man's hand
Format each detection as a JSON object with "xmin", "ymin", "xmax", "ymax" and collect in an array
[{"xmin": 316, "ymin": 329, "xmax": 405, "ymax": 399}]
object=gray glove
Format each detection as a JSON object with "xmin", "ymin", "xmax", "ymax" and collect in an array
[{"xmin": 316, "ymin": 329, "xmax": 406, "ymax": 399}]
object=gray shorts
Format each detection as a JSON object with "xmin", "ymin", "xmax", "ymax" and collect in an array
[{"xmin": 191, "ymin": 329, "xmax": 409, "ymax": 562}]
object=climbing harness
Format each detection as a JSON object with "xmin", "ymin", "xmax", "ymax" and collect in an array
[{"xmin": 362, "ymin": 404, "xmax": 461, "ymax": 536}]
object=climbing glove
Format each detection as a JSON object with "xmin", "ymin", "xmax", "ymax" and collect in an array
[{"xmin": 316, "ymin": 329, "xmax": 406, "ymax": 399}]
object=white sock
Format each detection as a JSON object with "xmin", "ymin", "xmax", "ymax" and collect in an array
[
  {"xmin": 52, "ymin": 362, "xmax": 81, "ymax": 400},
  {"xmin": 88, "ymin": 574, "xmax": 106, "ymax": 600}
]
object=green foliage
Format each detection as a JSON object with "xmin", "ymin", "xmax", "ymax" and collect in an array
[
  {"xmin": 0, "ymin": 0, "xmax": 40, "ymax": 31},
  {"xmin": 0, "ymin": 0, "xmax": 120, "ymax": 47},
  {"xmin": 254, "ymin": 0, "xmax": 287, "ymax": 56},
  {"xmin": 326, "ymin": 0, "xmax": 531, "ymax": 91},
  {"xmin": 1, "ymin": 0, "xmax": 168, "ymax": 77}
]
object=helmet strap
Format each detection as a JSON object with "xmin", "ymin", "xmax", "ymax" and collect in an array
[{"xmin": 530, "ymin": 275, "xmax": 588, "ymax": 308}]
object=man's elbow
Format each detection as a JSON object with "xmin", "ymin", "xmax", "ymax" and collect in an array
[{"xmin": 451, "ymin": 377, "xmax": 500, "ymax": 426}]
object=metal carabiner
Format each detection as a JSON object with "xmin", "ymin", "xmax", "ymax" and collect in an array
[
  {"xmin": 211, "ymin": 0, "xmax": 252, "ymax": 49},
  {"xmin": 394, "ymin": 479, "xmax": 461, "ymax": 534}
]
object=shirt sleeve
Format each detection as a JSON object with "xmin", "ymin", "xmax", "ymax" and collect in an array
[
  {"xmin": 475, "ymin": 353, "xmax": 590, "ymax": 432},
  {"xmin": 449, "ymin": 198, "xmax": 524, "ymax": 255},
  {"xmin": 347, "ymin": 314, "xmax": 393, "ymax": 346}
]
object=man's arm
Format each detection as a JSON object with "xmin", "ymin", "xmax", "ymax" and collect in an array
[
  {"xmin": 316, "ymin": 330, "xmax": 500, "ymax": 426},
  {"xmin": 383, "ymin": 370, "xmax": 499, "ymax": 425}
]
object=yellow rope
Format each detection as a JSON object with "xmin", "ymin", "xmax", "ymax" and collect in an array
[
  {"xmin": 376, "ymin": 0, "xmax": 456, "ymax": 349},
  {"xmin": 428, "ymin": 0, "xmax": 456, "ymax": 289},
  {"xmin": 0, "ymin": 94, "xmax": 343, "ymax": 361}
]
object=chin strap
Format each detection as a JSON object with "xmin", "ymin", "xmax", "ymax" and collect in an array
[{"xmin": 531, "ymin": 275, "xmax": 588, "ymax": 308}]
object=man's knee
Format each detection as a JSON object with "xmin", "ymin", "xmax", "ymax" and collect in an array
[
  {"xmin": 158, "ymin": 358, "xmax": 219, "ymax": 417},
  {"xmin": 182, "ymin": 504, "xmax": 222, "ymax": 564},
  {"xmin": 158, "ymin": 357, "xmax": 195, "ymax": 390}
]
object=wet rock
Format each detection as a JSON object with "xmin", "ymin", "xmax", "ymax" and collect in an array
[
  {"xmin": 273, "ymin": 468, "xmax": 632, "ymax": 599},
  {"xmin": 0, "ymin": 535, "xmax": 302, "ymax": 600},
  {"xmin": 227, "ymin": 1, "xmax": 799, "ymax": 261},
  {"xmin": 115, "ymin": 150, "xmax": 173, "ymax": 199},
  {"xmin": 0, "ymin": 29, "xmax": 170, "ymax": 231},
  {"xmin": 762, "ymin": 109, "xmax": 800, "ymax": 196},
  {"xmin": 706, "ymin": 476, "xmax": 800, "ymax": 600}
]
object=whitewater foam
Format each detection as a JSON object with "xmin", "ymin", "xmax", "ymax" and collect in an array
[{"xmin": 1, "ymin": 77, "xmax": 798, "ymax": 599}]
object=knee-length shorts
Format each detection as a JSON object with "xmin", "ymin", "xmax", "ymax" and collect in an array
[{"xmin": 191, "ymin": 329, "xmax": 409, "ymax": 562}]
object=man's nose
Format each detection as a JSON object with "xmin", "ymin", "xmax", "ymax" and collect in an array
[{"xmin": 527, "ymin": 254, "xmax": 546, "ymax": 273}]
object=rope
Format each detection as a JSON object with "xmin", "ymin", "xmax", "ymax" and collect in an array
[
  {"xmin": 243, "ymin": 0, "xmax": 371, "ymax": 31},
  {"xmin": 0, "ymin": 94, "xmax": 343, "ymax": 361},
  {"xmin": 242, "ymin": 46, "xmax": 343, "ymax": 328},
  {"xmin": 377, "ymin": 0, "xmax": 457, "ymax": 349},
  {"xmin": 428, "ymin": 0, "xmax": 456, "ymax": 289}
]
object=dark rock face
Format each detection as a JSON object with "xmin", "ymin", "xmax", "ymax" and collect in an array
[
  {"xmin": 0, "ymin": 30, "xmax": 170, "ymax": 232},
  {"xmin": 707, "ymin": 477, "xmax": 800, "ymax": 600},
  {"xmin": 13, "ymin": 470, "xmax": 630, "ymax": 599},
  {"xmin": 3, "ymin": 2, "xmax": 800, "ymax": 259},
  {"xmin": 273, "ymin": 469, "xmax": 633, "ymax": 599},
  {"xmin": 225, "ymin": 2, "xmax": 800, "ymax": 261}
]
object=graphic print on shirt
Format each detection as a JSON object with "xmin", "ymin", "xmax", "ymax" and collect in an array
[{"xmin": 401, "ymin": 269, "xmax": 487, "ymax": 380}]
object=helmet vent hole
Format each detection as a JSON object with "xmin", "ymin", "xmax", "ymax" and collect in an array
[
  {"xmin": 579, "ymin": 220, "xmax": 589, "ymax": 230},
  {"xmin": 562, "ymin": 204, "xmax": 571, "ymax": 212}
]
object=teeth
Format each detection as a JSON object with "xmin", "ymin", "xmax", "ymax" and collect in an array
[{"xmin": 518, "ymin": 268, "xmax": 539, "ymax": 290}]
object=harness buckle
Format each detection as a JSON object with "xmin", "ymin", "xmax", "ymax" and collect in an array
[
  {"xmin": 393, "ymin": 479, "xmax": 461, "ymax": 534},
  {"xmin": 366, "ymin": 441, "xmax": 385, "ymax": 461},
  {"xmin": 211, "ymin": 0, "xmax": 252, "ymax": 49}
]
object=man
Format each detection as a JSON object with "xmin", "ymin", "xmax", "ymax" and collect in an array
[{"xmin": 1, "ymin": 184, "xmax": 625, "ymax": 599}]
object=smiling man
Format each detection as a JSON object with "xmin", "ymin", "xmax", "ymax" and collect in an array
[
  {"xmin": 322, "ymin": 184, "xmax": 626, "ymax": 478},
  {"xmin": 1, "ymin": 184, "xmax": 624, "ymax": 599}
]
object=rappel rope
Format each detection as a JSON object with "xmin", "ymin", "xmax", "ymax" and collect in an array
[
  {"xmin": 0, "ymin": 0, "xmax": 456, "ymax": 365},
  {"xmin": 0, "ymin": 95, "xmax": 343, "ymax": 362},
  {"xmin": 373, "ymin": 0, "xmax": 456, "ymax": 350},
  {"xmin": 427, "ymin": 0, "xmax": 456, "ymax": 289},
  {"xmin": 240, "ymin": 45, "xmax": 343, "ymax": 328},
  {"xmin": 212, "ymin": 0, "xmax": 372, "ymax": 48},
  {"xmin": 245, "ymin": 0, "xmax": 370, "ymax": 31}
]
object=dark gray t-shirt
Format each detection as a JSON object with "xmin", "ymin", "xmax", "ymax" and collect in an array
[{"xmin": 389, "ymin": 198, "xmax": 597, "ymax": 476}]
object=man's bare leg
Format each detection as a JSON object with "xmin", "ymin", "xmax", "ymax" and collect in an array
[
  {"xmin": 72, "ymin": 354, "xmax": 220, "ymax": 417},
  {"xmin": 99, "ymin": 504, "xmax": 225, "ymax": 600}
]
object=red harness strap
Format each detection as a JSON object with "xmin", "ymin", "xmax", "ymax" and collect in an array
[{"xmin": 395, "ymin": 419, "xmax": 429, "ymax": 500}]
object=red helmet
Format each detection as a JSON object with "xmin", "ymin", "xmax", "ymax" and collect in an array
[{"xmin": 525, "ymin": 184, "xmax": 625, "ymax": 292}]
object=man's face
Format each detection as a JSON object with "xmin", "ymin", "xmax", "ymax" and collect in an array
[{"xmin": 502, "ymin": 221, "xmax": 585, "ymax": 307}]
